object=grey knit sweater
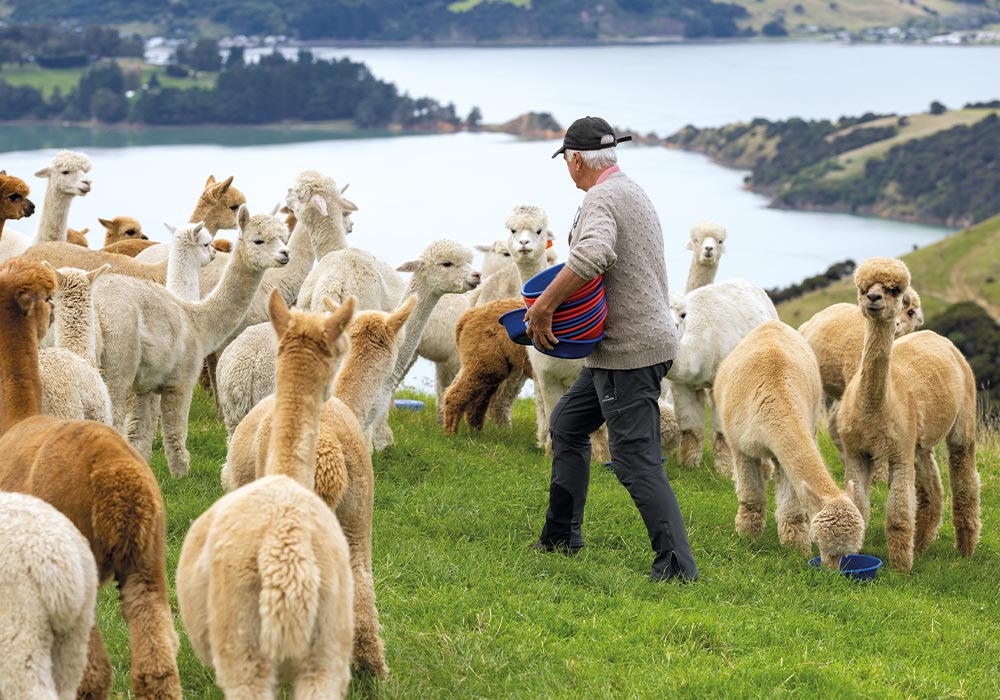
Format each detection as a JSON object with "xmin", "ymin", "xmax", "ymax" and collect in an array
[{"xmin": 565, "ymin": 170, "xmax": 677, "ymax": 370}]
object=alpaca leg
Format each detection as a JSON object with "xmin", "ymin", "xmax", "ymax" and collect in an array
[
  {"xmin": 77, "ymin": 624, "xmax": 113, "ymax": 700},
  {"xmin": 160, "ymin": 386, "xmax": 194, "ymax": 477},
  {"xmin": 127, "ymin": 392, "xmax": 157, "ymax": 462},
  {"xmin": 293, "ymin": 663, "xmax": 352, "ymax": 700},
  {"xmin": 466, "ymin": 385, "xmax": 498, "ymax": 431},
  {"xmin": 672, "ymin": 383, "xmax": 705, "ymax": 469},
  {"xmin": 773, "ymin": 465, "xmax": 810, "ymax": 555},
  {"xmin": 486, "ymin": 367, "xmax": 526, "ymax": 427},
  {"xmin": 843, "ymin": 453, "xmax": 874, "ymax": 528},
  {"xmin": 441, "ymin": 373, "xmax": 469, "ymax": 436},
  {"xmin": 947, "ymin": 440, "xmax": 981, "ymax": 557},
  {"xmin": 51, "ymin": 608, "xmax": 93, "ymax": 700},
  {"xmin": 372, "ymin": 411, "xmax": 394, "ymax": 452},
  {"xmin": 339, "ymin": 525, "xmax": 389, "ymax": 678},
  {"xmin": 589, "ymin": 425, "xmax": 611, "ymax": 463},
  {"xmin": 827, "ymin": 400, "xmax": 844, "ymax": 459},
  {"xmin": 434, "ymin": 359, "xmax": 459, "ymax": 424},
  {"xmin": 105, "ymin": 373, "xmax": 134, "ymax": 437},
  {"xmin": 734, "ymin": 453, "xmax": 767, "ymax": 539},
  {"xmin": 708, "ymin": 391, "xmax": 734, "ymax": 478},
  {"xmin": 118, "ymin": 571, "xmax": 181, "ymax": 700},
  {"xmin": 535, "ymin": 387, "xmax": 550, "ymax": 453},
  {"xmin": 204, "ymin": 352, "xmax": 224, "ymax": 418},
  {"xmin": 913, "ymin": 449, "xmax": 944, "ymax": 554},
  {"xmin": 884, "ymin": 459, "xmax": 916, "ymax": 573}
]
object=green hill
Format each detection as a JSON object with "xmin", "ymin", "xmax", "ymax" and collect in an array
[{"xmin": 727, "ymin": 0, "xmax": 995, "ymax": 34}]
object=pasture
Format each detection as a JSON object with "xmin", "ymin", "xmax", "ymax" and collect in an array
[{"xmin": 99, "ymin": 387, "xmax": 1000, "ymax": 699}]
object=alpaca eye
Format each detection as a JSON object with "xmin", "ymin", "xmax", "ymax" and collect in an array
[
  {"xmin": 230, "ymin": 205, "xmax": 240, "ymax": 211},
  {"xmin": 510, "ymin": 228, "xmax": 516, "ymax": 234},
  {"xmin": 888, "ymin": 287, "xmax": 900, "ymax": 296},
  {"xmin": 125, "ymin": 229, "xmax": 136, "ymax": 236},
  {"xmin": 442, "ymin": 261, "xmax": 453, "ymax": 267},
  {"xmin": 253, "ymin": 240, "xmax": 264, "ymax": 245},
  {"xmin": 536, "ymin": 229, "xmax": 542, "ymax": 234},
  {"xmin": 908, "ymin": 310, "xmax": 915, "ymax": 317},
  {"xmin": 503, "ymin": 252, "xmax": 510, "ymax": 257},
  {"xmin": 679, "ymin": 312, "xmax": 687, "ymax": 319},
  {"xmin": 61, "ymin": 170, "xmax": 69, "ymax": 175},
  {"xmin": 8, "ymin": 194, "xmax": 20, "ymax": 201}
]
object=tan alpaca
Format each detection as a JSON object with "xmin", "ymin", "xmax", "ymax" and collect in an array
[
  {"xmin": 0, "ymin": 258, "xmax": 181, "ymax": 700},
  {"xmin": 836, "ymin": 257, "xmax": 980, "ymax": 573},
  {"xmin": 66, "ymin": 226, "xmax": 89, "ymax": 247},
  {"xmin": 715, "ymin": 320, "xmax": 865, "ymax": 568},
  {"xmin": 178, "ymin": 291, "xmax": 355, "ymax": 699},
  {"xmin": 223, "ymin": 298, "xmax": 414, "ymax": 679},
  {"xmin": 99, "ymin": 215, "xmax": 147, "ymax": 247},
  {"xmin": 0, "ymin": 170, "xmax": 37, "ymax": 263}
]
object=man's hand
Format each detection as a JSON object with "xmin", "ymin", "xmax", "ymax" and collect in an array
[{"xmin": 524, "ymin": 302, "xmax": 559, "ymax": 351}]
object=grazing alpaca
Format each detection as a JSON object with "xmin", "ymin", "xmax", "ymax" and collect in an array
[
  {"xmin": 714, "ymin": 320, "xmax": 865, "ymax": 568},
  {"xmin": 223, "ymin": 297, "xmax": 408, "ymax": 679},
  {"xmin": 93, "ymin": 206, "xmax": 289, "ymax": 476},
  {"xmin": 0, "ymin": 491, "xmax": 98, "ymax": 700},
  {"xmin": 178, "ymin": 291, "xmax": 355, "ymax": 699},
  {"xmin": 33, "ymin": 150, "xmax": 92, "ymax": 243},
  {"xmin": 0, "ymin": 257, "xmax": 181, "ymax": 700},
  {"xmin": 0, "ymin": 170, "xmax": 37, "ymax": 263},
  {"xmin": 837, "ymin": 257, "xmax": 980, "ymax": 573}
]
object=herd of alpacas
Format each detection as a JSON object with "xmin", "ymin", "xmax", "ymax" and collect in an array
[{"xmin": 0, "ymin": 150, "xmax": 982, "ymax": 698}]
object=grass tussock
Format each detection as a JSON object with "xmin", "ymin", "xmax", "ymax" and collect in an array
[{"xmin": 100, "ymin": 387, "xmax": 1000, "ymax": 699}]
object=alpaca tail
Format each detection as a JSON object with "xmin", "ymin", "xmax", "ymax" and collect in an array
[
  {"xmin": 90, "ymin": 457, "xmax": 161, "ymax": 572},
  {"xmin": 257, "ymin": 510, "xmax": 321, "ymax": 661}
]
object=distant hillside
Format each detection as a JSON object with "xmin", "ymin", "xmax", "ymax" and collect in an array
[
  {"xmin": 666, "ymin": 105, "xmax": 1000, "ymax": 228},
  {"xmin": 1, "ymin": 0, "xmax": 753, "ymax": 41}
]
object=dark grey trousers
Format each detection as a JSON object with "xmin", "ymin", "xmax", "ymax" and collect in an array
[{"xmin": 538, "ymin": 362, "xmax": 699, "ymax": 581}]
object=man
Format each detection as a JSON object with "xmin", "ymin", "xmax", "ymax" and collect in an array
[{"xmin": 525, "ymin": 115, "xmax": 698, "ymax": 582}]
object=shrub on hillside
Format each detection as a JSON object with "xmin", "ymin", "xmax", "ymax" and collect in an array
[{"xmin": 766, "ymin": 259, "xmax": 856, "ymax": 304}]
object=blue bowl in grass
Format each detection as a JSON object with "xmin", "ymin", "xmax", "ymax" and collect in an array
[
  {"xmin": 808, "ymin": 554, "xmax": 883, "ymax": 581},
  {"xmin": 393, "ymin": 399, "xmax": 425, "ymax": 411}
]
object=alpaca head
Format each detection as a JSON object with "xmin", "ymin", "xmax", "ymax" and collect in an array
[
  {"xmin": 45, "ymin": 262, "xmax": 108, "ymax": 319},
  {"xmin": 475, "ymin": 240, "xmax": 514, "ymax": 279},
  {"xmin": 505, "ymin": 205, "xmax": 552, "ymax": 266},
  {"xmin": 668, "ymin": 291, "xmax": 687, "ymax": 334},
  {"xmin": 269, "ymin": 289, "xmax": 356, "ymax": 398},
  {"xmin": 803, "ymin": 480, "xmax": 865, "ymax": 569},
  {"xmin": 896, "ymin": 288, "xmax": 924, "ymax": 337},
  {"xmin": 854, "ymin": 257, "xmax": 910, "ymax": 324},
  {"xmin": 164, "ymin": 221, "xmax": 216, "ymax": 268},
  {"xmin": 233, "ymin": 205, "xmax": 290, "ymax": 271},
  {"xmin": 285, "ymin": 170, "xmax": 358, "ymax": 222},
  {"xmin": 66, "ymin": 227, "xmax": 89, "ymax": 247},
  {"xmin": 0, "ymin": 258, "xmax": 57, "ymax": 341},
  {"xmin": 196, "ymin": 175, "xmax": 247, "ymax": 234},
  {"xmin": 35, "ymin": 150, "xmax": 92, "ymax": 197},
  {"xmin": 687, "ymin": 220, "xmax": 727, "ymax": 266},
  {"xmin": 396, "ymin": 240, "xmax": 480, "ymax": 298},
  {"xmin": 0, "ymin": 171, "xmax": 36, "ymax": 223},
  {"xmin": 98, "ymin": 215, "xmax": 146, "ymax": 246},
  {"xmin": 332, "ymin": 295, "xmax": 417, "ymax": 382}
]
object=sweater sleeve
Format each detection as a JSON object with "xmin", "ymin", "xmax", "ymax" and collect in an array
[{"xmin": 566, "ymin": 192, "xmax": 618, "ymax": 281}]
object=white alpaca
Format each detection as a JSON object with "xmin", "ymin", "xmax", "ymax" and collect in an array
[
  {"xmin": 33, "ymin": 151, "xmax": 92, "ymax": 244},
  {"xmin": 0, "ymin": 491, "xmax": 98, "ymax": 700},
  {"xmin": 684, "ymin": 220, "xmax": 727, "ymax": 293},
  {"xmin": 667, "ymin": 278, "xmax": 779, "ymax": 476},
  {"xmin": 92, "ymin": 205, "xmax": 289, "ymax": 476}
]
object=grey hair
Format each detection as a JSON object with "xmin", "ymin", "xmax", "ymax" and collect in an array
[{"xmin": 566, "ymin": 133, "xmax": 619, "ymax": 170}]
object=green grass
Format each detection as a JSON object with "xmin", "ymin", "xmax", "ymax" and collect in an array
[
  {"xmin": 0, "ymin": 61, "xmax": 216, "ymax": 98},
  {"xmin": 728, "ymin": 0, "xmax": 978, "ymax": 34},
  {"xmin": 96, "ymin": 385, "xmax": 1000, "ymax": 698}
]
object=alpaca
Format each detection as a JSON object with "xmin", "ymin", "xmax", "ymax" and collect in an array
[
  {"xmin": 92, "ymin": 205, "xmax": 289, "ymax": 476},
  {"xmin": 0, "ymin": 491, "xmax": 98, "ymax": 700},
  {"xmin": 0, "ymin": 257, "xmax": 181, "ymax": 700},
  {"xmin": 66, "ymin": 227, "xmax": 89, "ymax": 247},
  {"xmin": 443, "ymin": 297, "xmax": 535, "ymax": 436},
  {"xmin": 178, "ymin": 291, "xmax": 355, "ymax": 698},
  {"xmin": 684, "ymin": 220, "xmax": 727, "ymax": 293},
  {"xmin": 222, "ymin": 296, "xmax": 411, "ymax": 679},
  {"xmin": 0, "ymin": 170, "xmax": 37, "ymax": 263},
  {"xmin": 836, "ymin": 257, "xmax": 980, "ymax": 573},
  {"xmin": 714, "ymin": 320, "xmax": 865, "ymax": 567},
  {"xmin": 36, "ymin": 263, "xmax": 113, "ymax": 425},
  {"xmin": 503, "ymin": 205, "xmax": 609, "ymax": 459},
  {"xmin": 100, "ymin": 215, "xmax": 147, "ymax": 246},
  {"xmin": 668, "ymin": 279, "xmax": 779, "ymax": 476},
  {"xmin": 33, "ymin": 150, "xmax": 92, "ymax": 244}
]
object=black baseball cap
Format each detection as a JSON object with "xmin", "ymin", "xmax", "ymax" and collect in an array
[{"xmin": 551, "ymin": 116, "xmax": 633, "ymax": 158}]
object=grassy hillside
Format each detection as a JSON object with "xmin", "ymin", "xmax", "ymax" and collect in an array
[
  {"xmin": 96, "ymin": 385, "xmax": 1000, "ymax": 698},
  {"xmin": 777, "ymin": 212, "xmax": 1000, "ymax": 327},
  {"xmin": 728, "ymin": 0, "xmax": 990, "ymax": 34}
]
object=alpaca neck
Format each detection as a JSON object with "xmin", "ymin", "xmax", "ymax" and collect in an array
[
  {"xmin": 55, "ymin": 302, "xmax": 97, "ymax": 365},
  {"xmin": 35, "ymin": 187, "xmax": 73, "ymax": 243},
  {"xmin": 166, "ymin": 244, "xmax": 203, "ymax": 301},
  {"xmin": 387, "ymin": 278, "xmax": 442, "ymax": 390},
  {"xmin": 513, "ymin": 252, "xmax": 547, "ymax": 288},
  {"xmin": 189, "ymin": 249, "xmax": 268, "ymax": 354},
  {"xmin": 336, "ymin": 345, "xmax": 395, "ymax": 427},
  {"xmin": 0, "ymin": 308, "xmax": 43, "ymax": 433},
  {"xmin": 189, "ymin": 199, "xmax": 221, "ymax": 235},
  {"xmin": 264, "ymin": 352, "xmax": 328, "ymax": 488},
  {"xmin": 771, "ymin": 422, "xmax": 840, "ymax": 501},
  {"xmin": 685, "ymin": 258, "xmax": 718, "ymax": 293},
  {"xmin": 856, "ymin": 315, "xmax": 896, "ymax": 413},
  {"xmin": 301, "ymin": 209, "xmax": 348, "ymax": 260}
]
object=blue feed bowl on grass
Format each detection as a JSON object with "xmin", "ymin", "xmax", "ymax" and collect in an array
[
  {"xmin": 393, "ymin": 399, "xmax": 425, "ymax": 411},
  {"xmin": 808, "ymin": 553, "xmax": 883, "ymax": 581}
]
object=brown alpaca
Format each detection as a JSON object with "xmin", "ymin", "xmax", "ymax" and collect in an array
[
  {"xmin": 0, "ymin": 171, "xmax": 36, "ymax": 262},
  {"xmin": 99, "ymin": 215, "xmax": 147, "ymax": 247},
  {"xmin": 836, "ymin": 257, "xmax": 980, "ymax": 573},
  {"xmin": 221, "ymin": 297, "xmax": 415, "ymax": 680},
  {"xmin": 443, "ymin": 298, "xmax": 534, "ymax": 436},
  {"xmin": 0, "ymin": 258, "xmax": 181, "ymax": 699},
  {"xmin": 211, "ymin": 238, "xmax": 232, "ymax": 253},
  {"xmin": 178, "ymin": 290, "xmax": 355, "ymax": 698},
  {"xmin": 66, "ymin": 226, "xmax": 89, "ymax": 247}
]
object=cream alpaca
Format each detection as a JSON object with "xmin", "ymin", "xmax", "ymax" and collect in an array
[
  {"xmin": 222, "ymin": 297, "xmax": 413, "ymax": 679},
  {"xmin": 836, "ymin": 257, "xmax": 980, "ymax": 573},
  {"xmin": 714, "ymin": 320, "xmax": 865, "ymax": 568},
  {"xmin": 684, "ymin": 220, "xmax": 727, "ymax": 293},
  {"xmin": 33, "ymin": 150, "xmax": 92, "ymax": 244},
  {"xmin": 93, "ymin": 205, "xmax": 289, "ymax": 476},
  {"xmin": 178, "ymin": 291, "xmax": 355, "ymax": 699},
  {"xmin": 0, "ymin": 491, "xmax": 98, "ymax": 700}
]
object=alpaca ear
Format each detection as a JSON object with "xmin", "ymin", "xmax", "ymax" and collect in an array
[
  {"xmin": 388, "ymin": 295, "xmax": 417, "ymax": 336},
  {"xmin": 98, "ymin": 217, "xmax": 113, "ymax": 229},
  {"xmin": 309, "ymin": 193, "xmax": 328, "ymax": 216},
  {"xmin": 322, "ymin": 297, "xmax": 339, "ymax": 314},
  {"xmin": 340, "ymin": 183, "xmax": 350, "ymax": 194},
  {"xmin": 685, "ymin": 239, "xmax": 695, "ymax": 251},
  {"xmin": 269, "ymin": 202, "xmax": 281, "ymax": 216},
  {"xmin": 396, "ymin": 259, "xmax": 422, "ymax": 273},
  {"xmin": 87, "ymin": 263, "xmax": 112, "ymax": 282},
  {"xmin": 324, "ymin": 296, "xmax": 356, "ymax": 346},
  {"xmin": 474, "ymin": 244, "xmax": 492, "ymax": 253},
  {"xmin": 192, "ymin": 221, "xmax": 206, "ymax": 235},
  {"xmin": 236, "ymin": 204, "xmax": 250, "ymax": 231},
  {"xmin": 0, "ymin": 170, "xmax": 5, "ymax": 175},
  {"xmin": 216, "ymin": 175, "xmax": 234, "ymax": 195},
  {"xmin": 35, "ymin": 166, "xmax": 51, "ymax": 179},
  {"xmin": 800, "ymin": 480, "xmax": 823, "ymax": 515},
  {"xmin": 205, "ymin": 175, "xmax": 217, "ymax": 187},
  {"xmin": 546, "ymin": 229, "xmax": 556, "ymax": 242},
  {"xmin": 41, "ymin": 260, "xmax": 64, "ymax": 285},
  {"xmin": 340, "ymin": 197, "xmax": 359, "ymax": 213},
  {"xmin": 16, "ymin": 290, "xmax": 39, "ymax": 315},
  {"xmin": 267, "ymin": 288, "xmax": 291, "ymax": 338},
  {"xmin": 163, "ymin": 222, "xmax": 177, "ymax": 235}
]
